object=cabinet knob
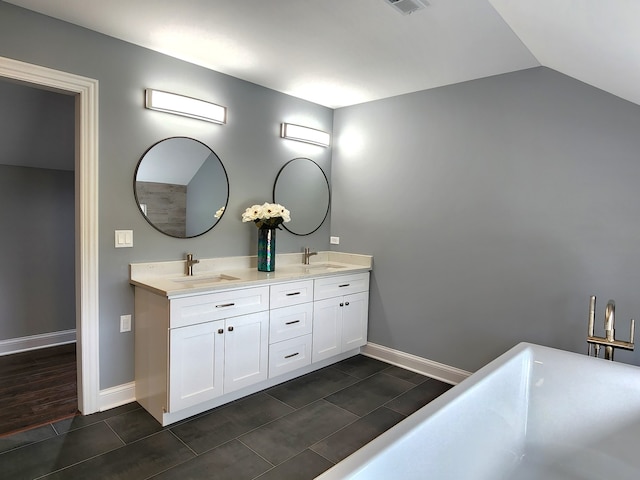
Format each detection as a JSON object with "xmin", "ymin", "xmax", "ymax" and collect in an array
[
  {"xmin": 340, "ymin": 302, "xmax": 344, "ymax": 307},
  {"xmin": 345, "ymin": 302, "xmax": 350, "ymax": 306},
  {"xmin": 218, "ymin": 329, "xmax": 224, "ymax": 334},
  {"xmin": 228, "ymin": 326, "xmax": 234, "ymax": 332}
]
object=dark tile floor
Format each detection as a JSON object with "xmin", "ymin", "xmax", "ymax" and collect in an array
[{"xmin": 0, "ymin": 355, "xmax": 452, "ymax": 480}]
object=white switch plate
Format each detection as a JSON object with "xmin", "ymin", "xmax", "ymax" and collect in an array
[
  {"xmin": 115, "ymin": 230, "xmax": 133, "ymax": 248},
  {"xmin": 120, "ymin": 314, "xmax": 132, "ymax": 332},
  {"xmin": 330, "ymin": 236, "xmax": 340, "ymax": 245}
]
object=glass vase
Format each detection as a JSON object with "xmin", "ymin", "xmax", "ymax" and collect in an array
[{"xmin": 257, "ymin": 228, "xmax": 276, "ymax": 272}]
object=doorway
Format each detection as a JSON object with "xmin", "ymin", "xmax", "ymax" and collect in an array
[
  {"xmin": 0, "ymin": 56, "xmax": 100, "ymax": 415},
  {"xmin": 0, "ymin": 78, "xmax": 76, "ymax": 433}
]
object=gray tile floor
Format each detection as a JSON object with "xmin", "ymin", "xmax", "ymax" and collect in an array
[{"xmin": 0, "ymin": 355, "xmax": 452, "ymax": 480}]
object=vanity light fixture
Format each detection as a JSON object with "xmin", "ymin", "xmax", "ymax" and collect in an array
[
  {"xmin": 145, "ymin": 89, "xmax": 227, "ymax": 124},
  {"xmin": 280, "ymin": 123, "xmax": 330, "ymax": 147}
]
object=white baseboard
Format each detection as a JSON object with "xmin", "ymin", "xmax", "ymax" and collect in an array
[
  {"xmin": 95, "ymin": 345, "xmax": 471, "ymax": 414},
  {"xmin": 99, "ymin": 382, "xmax": 136, "ymax": 412},
  {"xmin": 0, "ymin": 329, "xmax": 76, "ymax": 356},
  {"xmin": 360, "ymin": 342, "xmax": 471, "ymax": 385}
]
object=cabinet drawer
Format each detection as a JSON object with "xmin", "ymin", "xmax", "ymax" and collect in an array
[
  {"xmin": 170, "ymin": 286, "xmax": 269, "ymax": 328},
  {"xmin": 314, "ymin": 273, "xmax": 370, "ymax": 301},
  {"xmin": 270, "ymin": 303, "xmax": 313, "ymax": 344},
  {"xmin": 270, "ymin": 280, "xmax": 313, "ymax": 309},
  {"xmin": 268, "ymin": 334, "xmax": 312, "ymax": 378}
]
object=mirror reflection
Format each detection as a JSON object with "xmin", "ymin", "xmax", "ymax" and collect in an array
[
  {"xmin": 134, "ymin": 137, "xmax": 229, "ymax": 238},
  {"xmin": 273, "ymin": 158, "xmax": 330, "ymax": 236}
]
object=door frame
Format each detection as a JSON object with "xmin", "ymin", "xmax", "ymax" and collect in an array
[{"xmin": 0, "ymin": 56, "xmax": 100, "ymax": 414}]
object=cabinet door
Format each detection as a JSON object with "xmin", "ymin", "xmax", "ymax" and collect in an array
[
  {"xmin": 312, "ymin": 298, "xmax": 343, "ymax": 363},
  {"xmin": 169, "ymin": 320, "xmax": 224, "ymax": 412},
  {"xmin": 341, "ymin": 291, "xmax": 369, "ymax": 351},
  {"xmin": 223, "ymin": 311, "xmax": 269, "ymax": 393}
]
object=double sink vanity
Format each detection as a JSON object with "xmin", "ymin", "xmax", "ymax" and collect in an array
[{"xmin": 130, "ymin": 251, "xmax": 373, "ymax": 426}]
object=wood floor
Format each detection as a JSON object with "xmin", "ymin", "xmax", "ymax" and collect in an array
[{"xmin": 0, "ymin": 343, "xmax": 78, "ymax": 437}]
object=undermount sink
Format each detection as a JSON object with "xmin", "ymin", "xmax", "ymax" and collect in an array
[
  {"xmin": 285, "ymin": 263, "xmax": 347, "ymax": 272},
  {"xmin": 171, "ymin": 273, "xmax": 240, "ymax": 286},
  {"xmin": 306, "ymin": 263, "xmax": 346, "ymax": 270}
]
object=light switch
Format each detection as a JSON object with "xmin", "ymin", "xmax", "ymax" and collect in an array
[
  {"xmin": 120, "ymin": 314, "xmax": 132, "ymax": 332},
  {"xmin": 115, "ymin": 230, "xmax": 133, "ymax": 248}
]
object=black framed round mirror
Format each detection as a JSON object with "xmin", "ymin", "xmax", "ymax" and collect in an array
[
  {"xmin": 273, "ymin": 158, "xmax": 330, "ymax": 236},
  {"xmin": 134, "ymin": 137, "xmax": 229, "ymax": 238}
]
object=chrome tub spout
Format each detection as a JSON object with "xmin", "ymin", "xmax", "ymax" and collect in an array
[
  {"xmin": 604, "ymin": 300, "xmax": 615, "ymax": 360},
  {"xmin": 605, "ymin": 300, "xmax": 615, "ymax": 341}
]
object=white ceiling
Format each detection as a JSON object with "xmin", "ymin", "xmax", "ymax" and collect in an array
[{"xmin": 5, "ymin": 0, "xmax": 640, "ymax": 108}]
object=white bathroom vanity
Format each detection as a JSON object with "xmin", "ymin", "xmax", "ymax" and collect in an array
[{"xmin": 130, "ymin": 251, "xmax": 372, "ymax": 426}]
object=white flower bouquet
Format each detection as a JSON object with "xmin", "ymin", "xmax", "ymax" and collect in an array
[{"xmin": 242, "ymin": 202, "xmax": 291, "ymax": 230}]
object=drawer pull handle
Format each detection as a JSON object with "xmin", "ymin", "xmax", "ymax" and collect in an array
[
  {"xmin": 284, "ymin": 352, "xmax": 300, "ymax": 359},
  {"xmin": 217, "ymin": 329, "xmax": 224, "ymax": 334},
  {"xmin": 228, "ymin": 326, "xmax": 234, "ymax": 332},
  {"xmin": 338, "ymin": 283, "xmax": 350, "ymax": 288},
  {"xmin": 286, "ymin": 292, "xmax": 301, "ymax": 296},
  {"xmin": 285, "ymin": 320, "xmax": 300, "ymax": 325},
  {"xmin": 215, "ymin": 302, "xmax": 235, "ymax": 308}
]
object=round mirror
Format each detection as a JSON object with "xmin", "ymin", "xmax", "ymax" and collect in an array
[
  {"xmin": 273, "ymin": 158, "xmax": 330, "ymax": 236},
  {"xmin": 134, "ymin": 137, "xmax": 229, "ymax": 238}
]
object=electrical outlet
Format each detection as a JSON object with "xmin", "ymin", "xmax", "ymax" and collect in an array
[
  {"xmin": 120, "ymin": 314, "xmax": 132, "ymax": 332},
  {"xmin": 330, "ymin": 236, "xmax": 340, "ymax": 245}
]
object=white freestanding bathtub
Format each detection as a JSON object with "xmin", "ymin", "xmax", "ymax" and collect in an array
[{"xmin": 317, "ymin": 342, "xmax": 640, "ymax": 479}]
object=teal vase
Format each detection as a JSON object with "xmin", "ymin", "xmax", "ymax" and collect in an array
[{"xmin": 257, "ymin": 228, "xmax": 276, "ymax": 272}]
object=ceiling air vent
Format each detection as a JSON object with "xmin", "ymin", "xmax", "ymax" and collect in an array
[{"xmin": 385, "ymin": 0, "xmax": 429, "ymax": 15}]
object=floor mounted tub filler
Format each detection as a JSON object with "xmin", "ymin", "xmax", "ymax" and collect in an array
[{"xmin": 317, "ymin": 342, "xmax": 640, "ymax": 479}]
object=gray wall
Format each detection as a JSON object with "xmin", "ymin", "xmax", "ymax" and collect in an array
[
  {"xmin": 0, "ymin": 78, "xmax": 75, "ymax": 171},
  {"xmin": 0, "ymin": 2, "xmax": 333, "ymax": 389},
  {"xmin": 0, "ymin": 78, "xmax": 76, "ymax": 342},
  {"xmin": 332, "ymin": 67, "xmax": 640, "ymax": 372},
  {"xmin": 0, "ymin": 165, "xmax": 76, "ymax": 339}
]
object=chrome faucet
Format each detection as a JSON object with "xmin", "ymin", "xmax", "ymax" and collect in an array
[
  {"xmin": 604, "ymin": 300, "xmax": 616, "ymax": 342},
  {"xmin": 303, "ymin": 247, "xmax": 317, "ymax": 265},
  {"xmin": 186, "ymin": 253, "xmax": 200, "ymax": 276},
  {"xmin": 587, "ymin": 296, "xmax": 635, "ymax": 360}
]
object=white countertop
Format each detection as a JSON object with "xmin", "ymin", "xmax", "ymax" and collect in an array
[{"xmin": 130, "ymin": 251, "xmax": 373, "ymax": 298}]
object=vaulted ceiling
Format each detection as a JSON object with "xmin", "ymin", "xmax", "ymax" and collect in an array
[{"xmin": 5, "ymin": 0, "xmax": 639, "ymax": 108}]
